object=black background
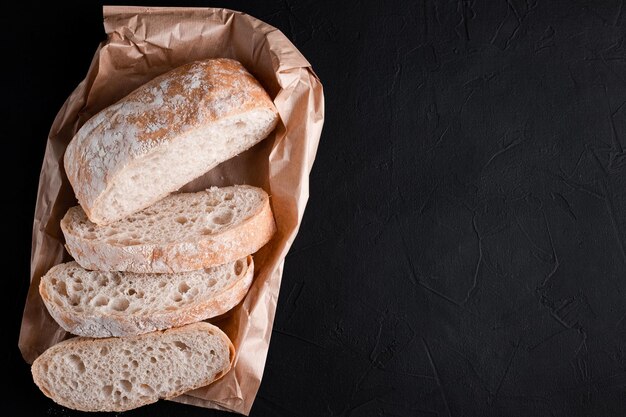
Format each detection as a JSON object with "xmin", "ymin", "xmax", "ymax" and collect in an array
[{"xmin": 6, "ymin": 1, "xmax": 626, "ymax": 416}]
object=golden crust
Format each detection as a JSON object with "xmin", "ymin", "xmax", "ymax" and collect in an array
[{"xmin": 64, "ymin": 58, "xmax": 277, "ymax": 225}]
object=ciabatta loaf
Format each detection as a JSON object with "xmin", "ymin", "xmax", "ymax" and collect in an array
[
  {"xmin": 31, "ymin": 322, "xmax": 234, "ymax": 412},
  {"xmin": 61, "ymin": 185, "xmax": 275, "ymax": 273},
  {"xmin": 39, "ymin": 257, "xmax": 253, "ymax": 338},
  {"xmin": 64, "ymin": 58, "xmax": 279, "ymax": 225}
]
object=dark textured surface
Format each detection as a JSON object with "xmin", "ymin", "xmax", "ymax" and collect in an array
[{"xmin": 6, "ymin": 0, "xmax": 626, "ymax": 416}]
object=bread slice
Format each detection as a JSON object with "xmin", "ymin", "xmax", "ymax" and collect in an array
[
  {"xmin": 61, "ymin": 185, "xmax": 276, "ymax": 273},
  {"xmin": 31, "ymin": 322, "xmax": 234, "ymax": 412},
  {"xmin": 64, "ymin": 58, "xmax": 279, "ymax": 225},
  {"xmin": 39, "ymin": 256, "xmax": 253, "ymax": 338}
]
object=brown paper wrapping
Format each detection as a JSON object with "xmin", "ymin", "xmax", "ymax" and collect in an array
[{"xmin": 18, "ymin": 6, "xmax": 323, "ymax": 414}]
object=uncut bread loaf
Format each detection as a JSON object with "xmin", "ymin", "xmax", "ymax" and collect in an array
[
  {"xmin": 39, "ymin": 256, "xmax": 253, "ymax": 338},
  {"xmin": 64, "ymin": 58, "xmax": 279, "ymax": 225},
  {"xmin": 31, "ymin": 322, "xmax": 234, "ymax": 412},
  {"xmin": 61, "ymin": 185, "xmax": 275, "ymax": 273}
]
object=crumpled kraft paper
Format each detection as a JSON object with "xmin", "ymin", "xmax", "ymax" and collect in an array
[{"xmin": 18, "ymin": 6, "xmax": 324, "ymax": 414}]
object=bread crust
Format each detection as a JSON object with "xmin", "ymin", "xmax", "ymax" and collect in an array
[
  {"xmin": 39, "ymin": 257, "xmax": 254, "ymax": 338},
  {"xmin": 64, "ymin": 58, "xmax": 277, "ymax": 225},
  {"xmin": 31, "ymin": 322, "xmax": 235, "ymax": 412},
  {"xmin": 61, "ymin": 187, "xmax": 276, "ymax": 273}
]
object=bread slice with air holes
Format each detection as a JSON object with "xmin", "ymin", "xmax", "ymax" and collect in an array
[
  {"xmin": 31, "ymin": 322, "xmax": 234, "ymax": 412},
  {"xmin": 64, "ymin": 58, "xmax": 279, "ymax": 225},
  {"xmin": 61, "ymin": 185, "xmax": 275, "ymax": 273},
  {"xmin": 39, "ymin": 256, "xmax": 253, "ymax": 338}
]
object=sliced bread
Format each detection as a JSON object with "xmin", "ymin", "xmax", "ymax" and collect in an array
[
  {"xmin": 64, "ymin": 58, "xmax": 279, "ymax": 225},
  {"xmin": 31, "ymin": 322, "xmax": 234, "ymax": 412},
  {"xmin": 61, "ymin": 185, "xmax": 275, "ymax": 273},
  {"xmin": 39, "ymin": 256, "xmax": 253, "ymax": 338}
]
